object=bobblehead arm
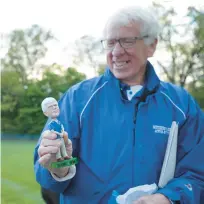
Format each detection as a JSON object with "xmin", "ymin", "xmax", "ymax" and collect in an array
[
  {"xmin": 34, "ymin": 89, "xmax": 80, "ymax": 193},
  {"xmin": 157, "ymin": 94, "xmax": 204, "ymax": 203},
  {"xmin": 51, "ymin": 124, "xmax": 66, "ymax": 137}
]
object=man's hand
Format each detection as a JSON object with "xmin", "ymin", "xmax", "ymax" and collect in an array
[
  {"xmin": 37, "ymin": 130, "xmax": 73, "ymax": 178},
  {"xmin": 133, "ymin": 193, "xmax": 171, "ymax": 204},
  {"xmin": 51, "ymin": 130, "xmax": 63, "ymax": 138}
]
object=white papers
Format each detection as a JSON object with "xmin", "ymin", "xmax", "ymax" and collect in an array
[
  {"xmin": 158, "ymin": 121, "xmax": 178, "ymax": 188},
  {"xmin": 116, "ymin": 183, "xmax": 158, "ymax": 204}
]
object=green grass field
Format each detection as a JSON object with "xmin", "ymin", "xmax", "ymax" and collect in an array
[{"xmin": 2, "ymin": 140, "xmax": 45, "ymax": 204}]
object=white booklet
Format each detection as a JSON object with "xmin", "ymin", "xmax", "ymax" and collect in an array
[{"xmin": 158, "ymin": 121, "xmax": 178, "ymax": 188}]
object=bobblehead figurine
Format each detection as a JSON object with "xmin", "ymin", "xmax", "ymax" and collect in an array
[{"xmin": 41, "ymin": 97, "xmax": 78, "ymax": 168}]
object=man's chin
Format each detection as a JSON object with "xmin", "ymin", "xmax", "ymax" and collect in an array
[
  {"xmin": 52, "ymin": 114, "xmax": 59, "ymax": 118},
  {"xmin": 113, "ymin": 71, "xmax": 129, "ymax": 81}
]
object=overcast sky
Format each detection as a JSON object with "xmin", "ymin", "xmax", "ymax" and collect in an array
[{"xmin": 1, "ymin": 0, "xmax": 203, "ymax": 77}]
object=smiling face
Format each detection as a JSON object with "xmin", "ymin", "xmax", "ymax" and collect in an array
[
  {"xmin": 105, "ymin": 23, "xmax": 157, "ymax": 85},
  {"xmin": 44, "ymin": 100, "xmax": 60, "ymax": 119}
]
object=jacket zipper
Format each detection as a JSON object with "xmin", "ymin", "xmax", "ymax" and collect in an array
[
  {"xmin": 131, "ymin": 87, "xmax": 158, "ymax": 186},
  {"xmin": 132, "ymin": 102, "xmax": 139, "ymax": 185},
  {"xmin": 133, "ymin": 103, "xmax": 139, "ymax": 146}
]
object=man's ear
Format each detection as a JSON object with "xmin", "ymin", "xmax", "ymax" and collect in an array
[{"xmin": 147, "ymin": 38, "xmax": 158, "ymax": 58}]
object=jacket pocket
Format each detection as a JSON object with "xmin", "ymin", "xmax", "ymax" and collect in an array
[{"xmin": 64, "ymin": 158, "xmax": 106, "ymax": 202}]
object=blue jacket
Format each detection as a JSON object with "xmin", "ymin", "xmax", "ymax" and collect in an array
[{"xmin": 34, "ymin": 61, "xmax": 204, "ymax": 204}]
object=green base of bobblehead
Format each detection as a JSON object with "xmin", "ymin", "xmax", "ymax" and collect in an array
[{"xmin": 51, "ymin": 157, "xmax": 78, "ymax": 168}]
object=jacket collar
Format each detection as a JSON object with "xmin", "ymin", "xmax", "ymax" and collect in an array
[{"xmin": 104, "ymin": 60, "xmax": 160, "ymax": 92}]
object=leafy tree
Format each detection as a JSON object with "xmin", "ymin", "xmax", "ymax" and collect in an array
[
  {"xmin": 1, "ymin": 63, "xmax": 86, "ymax": 134},
  {"xmin": 1, "ymin": 70, "xmax": 25, "ymax": 132},
  {"xmin": 153, "ymin": 3, "xmax": 204, "ymax": 87},
  {"xmin": 188, "ymin": 78, "xmax": 204, "ymax": 110},
  {"xmin": 97, "ymin": 63, "xmax": 107, "ymax": 75},
  {"xmin": 73, "ymin": 35, "xmax": 104, "ymax": 75},
  {"xmin": 39, "ymin": 64, "xmax": 86, "ymax": 99},
  {"xmin": 2, "ymin": 24, "xmax": 54, "ymax": 84}
]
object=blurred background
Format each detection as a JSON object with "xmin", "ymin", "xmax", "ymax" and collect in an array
[{"xmin": 1, "ymin": 0, "xmax": 203, "ymax": 203}]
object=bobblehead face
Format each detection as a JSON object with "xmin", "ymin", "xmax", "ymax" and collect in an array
[{"xmin": 44, "ymin": 101, "xmax": 60, "ymax": 119}]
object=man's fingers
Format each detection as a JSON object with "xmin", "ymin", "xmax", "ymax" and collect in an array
[
  {"xmin": 38, "ymin": 130, "xmax": 74, "ymax": 170},
  {"xmin": 38, "ymin": 145, "xmax": 59, "ymax": 157},
  {"xmin": 133, "ymin": 200, "xmax": 146, "ymax": 204},
  {"xmin": 38, "ymin": 153, "xmax": 52, "ymax": 167},
  {"xmin": 66, "ymin": 139, "xmax": 72, "ymax": 145},
  {"xmin": 42, "ymin": 130, "xmax": 57, "ymax": 140},
  {"xmin": 41, "ymin": 138, "xmax": 61, "ymax": 147},
  {"xmin": 65, "ymin": 139, "xmax": 73, "ymax": 155},
  {"xmin": 66, "ymin": 143, "xmax": 73, "ymax": 152}
]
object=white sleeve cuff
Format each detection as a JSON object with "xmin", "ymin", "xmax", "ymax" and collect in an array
[{"xmin": 51, "ymin": 165, "xmax": 76, "ymax": 182}]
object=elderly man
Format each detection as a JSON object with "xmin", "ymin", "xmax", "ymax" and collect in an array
[{"xmin": 34, "ymin": 6, "xmax": 204, "ymax": 204}]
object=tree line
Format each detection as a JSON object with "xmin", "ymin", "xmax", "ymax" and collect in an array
[{"xmin": 1, "ymin": 4, "xmax": 203, "ymax": 136}]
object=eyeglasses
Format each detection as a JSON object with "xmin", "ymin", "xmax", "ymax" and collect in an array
[
  {"xmin": 101, "ymin": 36, "xmax": 148, "ymax": 50},
  {"xmin": 47, "ymin": 103, "xmax": 58, "ymax": 110}
]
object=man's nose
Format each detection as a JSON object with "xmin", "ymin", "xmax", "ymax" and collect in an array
[{"xmin": 112, "ymin": 42, "xmax": 125, "ymax": 56}]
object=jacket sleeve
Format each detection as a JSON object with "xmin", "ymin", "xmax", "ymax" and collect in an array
[
  {"xmin": 34, "ymin": 88, "xmax": 81, "ymax": 193},
  {"xmin": 157, "ymin": 94, "xmax": 204, "ymax": 203}
]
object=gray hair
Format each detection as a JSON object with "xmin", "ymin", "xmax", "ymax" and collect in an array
[
  {"xmin": 41, "ymin": 97, "xmax": 57, "ymax": 112},
  {"xmin": 103, "ymin": 6, "xmax": 160, "ymax": 45}
]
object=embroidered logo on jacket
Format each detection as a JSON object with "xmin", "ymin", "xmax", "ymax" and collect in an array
[{"xmin": 153, "ymin": 125, "xmax": 170, "ymax": 135}]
